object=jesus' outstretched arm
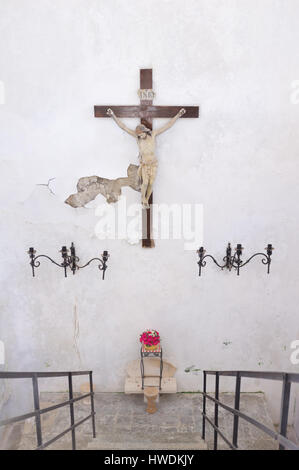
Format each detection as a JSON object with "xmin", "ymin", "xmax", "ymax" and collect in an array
[
  {"xmin": 153, "ymin": 108, "xmax": 186, "ymax": 136},
  {"xmin": 106, "ymin": 108, "xmax": 136, "ymax": 137}
]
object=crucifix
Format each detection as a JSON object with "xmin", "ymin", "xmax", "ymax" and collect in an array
[{"xmin": 94, "ymin": 69, "xmax": 199, "ymax": 248}]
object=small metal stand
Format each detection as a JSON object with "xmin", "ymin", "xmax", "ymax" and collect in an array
[{"xmin": 140, "ymin": 345, "xmax": 163, "ymax": 391}]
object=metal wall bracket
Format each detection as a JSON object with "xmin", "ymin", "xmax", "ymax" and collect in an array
[{"xmin": 27, "ymin": 243, "xmax": 109, "ymax": 280}]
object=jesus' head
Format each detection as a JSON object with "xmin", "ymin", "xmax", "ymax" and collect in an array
[{"xmin": 135, "ymin": 124, "xmax": 151, "ymax": 139}]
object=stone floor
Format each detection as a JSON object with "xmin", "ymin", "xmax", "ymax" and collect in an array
[{"xmin": 2, "ymin": 392, "xmax": 294, "ymax": 450}]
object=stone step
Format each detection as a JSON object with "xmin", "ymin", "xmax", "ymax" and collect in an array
[
  {"xmin": 87, "ymin": 432, "xmax": 208, "ymax": 450},
  {"xmin": 12, "ymin": 392, "xmax": 280, "ymax": 450}
]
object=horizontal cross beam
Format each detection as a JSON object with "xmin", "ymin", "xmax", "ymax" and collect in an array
[{"xmin": 94, "ymin": 105, "xmax": 199, "ymax": 119}]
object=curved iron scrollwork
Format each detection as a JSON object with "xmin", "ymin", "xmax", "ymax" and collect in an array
[
  {"xmin": 27, "ymin": 243, "xmax": 109, "ymax": 280},
  {"xmin": 197, "ymin": 243, "xmax": 273, "ymax": 277},
  {"xmin": 76, "ymin": 251, "xmax": 109, "ymax": 280}
]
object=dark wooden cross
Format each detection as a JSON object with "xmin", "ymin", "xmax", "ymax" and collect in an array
[{"xmin": 94, "ymin": 69, "xmax": 199, "ymax": 248}]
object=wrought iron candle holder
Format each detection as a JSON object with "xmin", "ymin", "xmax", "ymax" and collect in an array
[
  {"xmin": 27, "ymin": 243, "xmax": 109, "ymax": 280},
  {"xmin": 197, "ymin": 243, "xmax": 273, "ymax": 277}
]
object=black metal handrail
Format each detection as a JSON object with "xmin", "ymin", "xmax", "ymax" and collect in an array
[
  {"xmin": 202, "ymin": 370, "xmax": 299, "ymax": 451},
  {"xmin": 0, "ymin": 371, "xmax": 96, "ymax": 450}
]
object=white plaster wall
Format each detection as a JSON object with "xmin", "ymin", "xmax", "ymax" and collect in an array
[{"xmin": 0, "ymin": 0, "xmax": 299, "ymax": 424}]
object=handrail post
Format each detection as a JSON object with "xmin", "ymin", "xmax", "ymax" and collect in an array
[
  {"xmin": 68, "ymin": 372, "xmax": 76, "ymax": 450},
  {"xmin": 89, "ymin": 371, "xmax": 96, "ymax": 438},
  {"xmin": 214, "ymin": 372, "xmax": 219, "ymax": 450},
  {"xmin": 233, "ymin": 372, "xmax": 241, "ymax": 448},
  {"xmin": 202, "ymin": 371, "xmax": 206, "ymax": 440},
  {"xmin": 32, "ymin": 374, "xmax": 42, "ymax": 448},
  {"xmin": 279, "ymin": 373, "xmax": 291, "ymax": 450}
]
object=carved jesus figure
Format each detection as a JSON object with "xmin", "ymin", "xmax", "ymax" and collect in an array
[{"xmin": 107, "ymin": 107, "xmax": 186, "ymax": 207}]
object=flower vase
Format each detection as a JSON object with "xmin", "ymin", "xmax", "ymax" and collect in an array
[{"xmin": 143, "ymin": 343, "xmax": 159, "ymax": 352}]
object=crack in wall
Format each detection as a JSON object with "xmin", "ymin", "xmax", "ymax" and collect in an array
[
  {"xmin": 73, "ymin": 304, "xmax": 82, "ymax": 365},
  {"xmin": 36, "ymin": 178, "xmax": 56, "ymax": 195}
]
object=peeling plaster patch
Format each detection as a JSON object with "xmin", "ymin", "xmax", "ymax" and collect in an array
[
  {"xmin": 65, "ymin": 164, "xmax": 141, "ymax": 208},
  {"xmin": 36, "ymin": 178, "xmax": 56, "ymax": 195},
  {"xmin": 184, "ymin": 365, "xmax": 201, "ymax": 375},
  {"xmin": 0, "ymin": 81, "xmax": 5, "ymax": 104},
  {"xmin": 73, "ymin": 305, "xmax": 81, "ymax": 364}
]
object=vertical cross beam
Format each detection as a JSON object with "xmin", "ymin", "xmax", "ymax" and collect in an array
[
  {"xmin": 93, "ymin": 68, "xmax": 199, "ymax": 248},
  {"xmin": 140, "ymin": 69, "xmax": 154, "ymax": 248}
]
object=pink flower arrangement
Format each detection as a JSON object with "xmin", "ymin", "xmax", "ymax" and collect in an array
[{"xmin": 140, "ymin": 329, "xmax": 160, "ymax": 347}]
